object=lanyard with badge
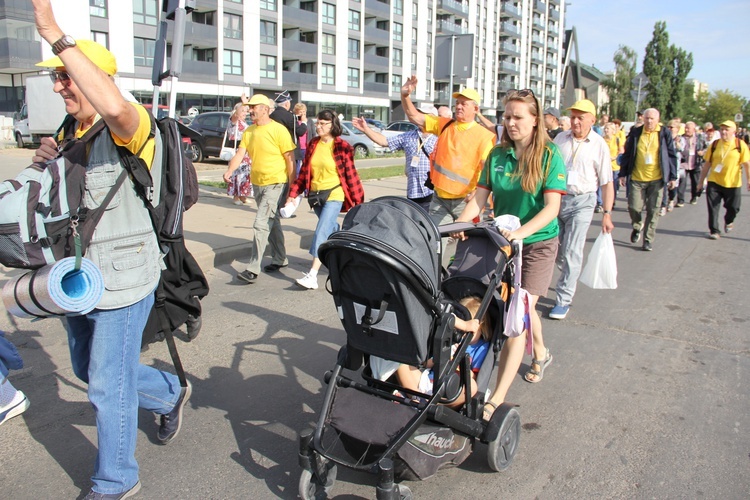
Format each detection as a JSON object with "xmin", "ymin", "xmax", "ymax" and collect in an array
[
  {"xmin": 714, "ymin": 142, "xmax": 733, "ymax": 173},
  {"xmin": 566, "ymin": 137, "xmax": 585, "ymax": 187},
  {"xmin": 644, "ymin": 131, "xmax": 656, "ymax": 165},
  {"xmin": 413, "ymin": 133, "xmax": 429, "ymax": 169}
]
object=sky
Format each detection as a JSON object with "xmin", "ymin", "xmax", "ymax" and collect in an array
[{"xmin": 565, "ymin": 0, "xmax": 750, "ymax": 99}]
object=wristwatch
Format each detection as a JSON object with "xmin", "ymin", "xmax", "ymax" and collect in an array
[{"xmin": 51, "ymin": 35, "xmax": 76, "ymax": 56}]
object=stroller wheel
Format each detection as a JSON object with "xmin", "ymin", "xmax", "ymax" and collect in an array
[
  {"xmin": 398, "ymin": 484, "xmax": 413, "ymax": 500},
  {"xmin": 486, "ymin": 405, "xmax": 521, "ymax": 472},
  {"xmin": 299, "ymin": 464, "xmax": 337, "ymax": 500}
]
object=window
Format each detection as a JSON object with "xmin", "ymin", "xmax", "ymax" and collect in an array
[
  {"xmin": 376, "ymin": 20, "xmax": 388, "ymax": 31},
  {"xmin": 376, "ymin": 47, "xmax": 388, "ymax": 57},
  {"xmin": 260, "ymin": 0, "xmax": 276, "ymax": 10},
  {"xmin": 91, "ymin": 31, "xmax": 109, "ymax": 49},
  {"xmin": 322, "ymin": 64, "xmax": 335, "ymax": 85},
  {"xmin": 426, "ymin": 55, "xmax": 431, "ymax": 71},
  {"xmin": 411, "ymin": 52, "xmax": 417, "ymax": 71},
  {"xmin": 224, "ymin": 49, "xmax": 243, "ymax": 75},
  {"xmin": 412, "ymin": 1, "xmax": 418, "ymax": 20},
  {"xmin": 322, "ymin": 33, "xmax": 335, "ymax": 55},
  {"xmin": 348, "ymin": 10, "xmax": 360, "ymax": 31},
  {"xmin": 193, "ymin": 48, "xmax": 215, "ymax": 62},
  {"xmin": 301, "ymin": 62, "xmax": 316, "ymax": 74},
  {"xmin": 393, "ymin": 22, "xmax": 403, "ymax": 41},
  {"xmin": 193, "ymin": 11, "xmax": 215, "ymax": 25},
  {"xmin": 322, "ymin": 3, "xmax": 336, "ymax": 24},
  {"xmin": 227, "ymin": 0, "xmax": 242, "ymax": 3},
  {"xmin": 375, "ymin": 73, "xmax": 387, "ymax": 84},
  {"xmin": 392, "ymin": 74, "xmax": 402, "ymax": 93},
  {"xmin": 260, "ymin": 20, "xmax": 276, "ymax": 44},
  {"xmin": 427, "ymin": 32, "xmax": 432, "ymax": 47},
  {"xmin": 224, "ymin": 13, "xmax": 242, "ymax": 39},
  {"xmin": 300, "ymin": 1, "xmax": 316, "ymax": 11},
  {"xmin": 133, "ymin": 0, "xmax": 158, "ymax": 25},
  {"xmin": 348, "ymin": 67, "xmax": 360, "ymax": 88},
  {"xmin": 348, "ymin": 38, "xmax": 360, "ymax": 59},
  {"xmin": 393, "ymin": 48, "xmax": 402, "ymax": 66},
  {"xmin": 134, "ymin": 37, "xmax": 155, "ymax": 66},
  {"xmin": 90, "ymin": 0, "xmax": 107, "ymax": 17},
  {"xmin": 411, "ymin": 28, "xmax": 417, "ymax": 45},
  {"xmin": 393, "ymin": 0, "xmax": 403, "ymax": 16},
  {"xmin": 259, "ymin": 54, "xmax": 276, "ymax": 78},
  {"xmin": 300, "ymin": 31, "xmax": 316, "ymax": 44}
]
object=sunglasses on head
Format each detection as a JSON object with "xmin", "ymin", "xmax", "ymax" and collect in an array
[
  {"xmin": 507, "ymin": 88, "xmax": 536, "ymax": 98},
  {"xmin": 49, "ymin": 70, "xmax": 71, "ymax": 85}
]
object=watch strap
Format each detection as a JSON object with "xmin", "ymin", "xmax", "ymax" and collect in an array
[{"xmin": 52, "ymin": 35, "xmax": 76, "ymax": 56}]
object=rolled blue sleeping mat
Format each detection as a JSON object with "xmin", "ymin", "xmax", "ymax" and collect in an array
[{"xmin": 2, "ymin": 257, "xmax": 104, "ymax": 319}]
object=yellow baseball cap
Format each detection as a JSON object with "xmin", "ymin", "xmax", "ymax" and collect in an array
[
  {"xmin": 452, "ymin": 88, "xmax": 481, "ymax": 106},
  {"xmin": 36, "ymin": 39, "xmax": 117, "ymax": 76},
  {"xmin": 719, "ymin": 120, "xmax": 737, "ymax": 130},
  {"xmin": 247, "ymin": 94, "xmax": 271, "ymax": 107},
  {"xmin": 567, "ymin": 99, "xmax": 597, "ymax": 117}
]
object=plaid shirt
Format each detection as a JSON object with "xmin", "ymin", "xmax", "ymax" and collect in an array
[
  {"xmin": 387, "ymin": 130, "xmax": 436, "ymax": 199},
  {"xmin": 289, "ymin": 136, "xmax": 365, "ymax": 212}
]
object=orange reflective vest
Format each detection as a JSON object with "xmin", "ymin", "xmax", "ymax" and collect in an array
[{"xmin": 431, "ymin": 121, "xmax": 495, "ymax": 198}]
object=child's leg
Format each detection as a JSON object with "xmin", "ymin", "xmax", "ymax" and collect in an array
[{"xmin": 395, "ymin": 364, "xmax": 423, "ymax": 393}]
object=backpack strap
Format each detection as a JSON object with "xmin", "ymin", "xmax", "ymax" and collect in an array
[{"xmin": 154, "ymin": 278, "xmax": 188, "ymax": 388}]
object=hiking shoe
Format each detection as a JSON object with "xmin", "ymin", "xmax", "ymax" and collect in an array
[
  {"xmin": 708, "ymin": 233, "xmax": 720, "ymax": 240},
  {"xmin": 237, "ymin": 270, "xmax": 257, "ymax": 283},
  {"xmin": 667, "ymin": 200, "xmax": 675, "ymax": 212},
  {"xmin": 725, "ymin": 223, "xmax": 734, "ymax": 233},
  {"xmin": 83, "ymin": 481, "xmax": 141, "ymax": 500},
  {"xmin": 676, "ymin": 202, "xmax": 684, "ymax": 208},
  {"xmin": 0, "ymin": 390, "xmax": 30, "ymax": 426},
  {"xmin": 263, "ymin": 263, "xmax": 288, "ymax": 272},
  {"xmin": 296, "ymin": 273, "xmax": 319, "ymax": 290},
  {"xmin": 659, "ymin": 207, "xmax": 667, "ymax": 216},
  {"xmin": 642, "ymin": 241, "xmax": 653, "ymax": 251},
  {"xmin": 630, "ymin": 229, "xmax": 642, "ymax": 244},
  {"xmin": 549, "ymin": 304, "xmax": 569, "ymax": 320},
  {"xmin": 690, "ymin": 198, "xmax": 698, "ymax": 205},
  {"xmin": 594, "ymin": 205, "xmax": 603, "ymax": 213},
  {"xmin": 157, "ymin": 381, "xmax": 192, "ymax": 444}
]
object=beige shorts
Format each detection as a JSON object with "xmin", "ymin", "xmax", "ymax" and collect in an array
[{"xmin": 521, "ymin": 237, "xmax": 559, "ymax": 297}]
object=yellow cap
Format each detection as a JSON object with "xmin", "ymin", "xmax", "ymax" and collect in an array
[
  {"xmin": 247, "ymin": 94, "xmax": 271, "ymax": 107},
  {"xmin": 36, "ymin": 39, "xmax": 117, "ymax": 76},
  {"xmin": 452, "ymin": 88, "xmax": 481, "ymax": 106},
  {"xmin": 567, "ymin": 99, "xmax": 597, "ymax": 117},
  {"xmin": 719, "ymin": 120, "xmax": 737, "ymax": 130}
]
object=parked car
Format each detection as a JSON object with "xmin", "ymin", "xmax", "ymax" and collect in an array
[
  {"xmin": 341, "ymin": 121, "xmax": 387, "ymax": 157},
  {"xmin": 365, "ymin": 118, "xmax": 386, "ymax": 131},
  {"xmin": 141, "ymin": 104, "xmax": 200, "ymax": 157},
  {"xmin": 186, "ymin": 111, "xmax": 233, "ymax": 162},
  {"xmin": 382, "ymin": 120, "xmax": 419, "ymax": 138}
]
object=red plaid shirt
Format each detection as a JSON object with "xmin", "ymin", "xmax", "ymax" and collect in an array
[{"xmin": 289, "ymin": 136, "xmax": 365, "ymax": 212}]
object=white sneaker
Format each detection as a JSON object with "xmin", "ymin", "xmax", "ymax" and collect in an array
[
  {"xmin": 296, "ymin": 273, "xmax": 319, "ymax": 290},
  {"xmin": 0, "ymin": 390, "xmax": 30, "ymax": 426}
]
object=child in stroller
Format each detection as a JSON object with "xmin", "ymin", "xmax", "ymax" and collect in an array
[{"xmin": 298, "ymin": 197, "xmax": 521, "ymax": 500}]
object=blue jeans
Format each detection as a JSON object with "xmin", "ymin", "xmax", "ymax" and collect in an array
[
  {"xmin": 66, "ymin": 292, "xmax": 180, "ymax": 494},
  {"xmin": 310, "ymin": 200, "xmax": 343, "ymax": 258}
]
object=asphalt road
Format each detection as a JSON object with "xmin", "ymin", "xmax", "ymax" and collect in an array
[{"xmin": 1, "ymin": 146, "xmax": 749, "ymax": 498}]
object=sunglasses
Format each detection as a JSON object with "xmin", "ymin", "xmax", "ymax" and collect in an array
[
  {"xmin": 49, "ymin": 70, "xmax": 72, "ymax": 85},
  {"xmin": 507, "ymin": 88, "xmax": 536, "ymax": 98}
]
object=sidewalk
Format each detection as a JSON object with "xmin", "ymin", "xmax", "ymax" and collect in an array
[{"xmin": 187, "ymin": 172, "xmax": 409, "ymax": 272}]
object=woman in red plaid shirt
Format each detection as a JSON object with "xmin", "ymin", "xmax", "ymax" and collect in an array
[{"xmin": 287, "ymin": 109, "xmax": 364, "ymax": 289}]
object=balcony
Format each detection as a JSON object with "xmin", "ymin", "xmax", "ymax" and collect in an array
[
  {"xmin": 365, "ymin": 0, "xmax": 391, "ymax": 18},
  {"xmin": 531, "ymin": 35, "xmax": 543, "ymax": 47},
  {"xmin": 550, "ymin": 8, "xmax": 560, "ymax": 21},
  {"xmin": 0, "ymin": 38, "xmax": 42, "ymax": 71},
  {"xmin": 282, "ymin": 70, "xmax": 317, "ymax": 87},
  {"xmin": 497, "ymin": 79, "xmax": 515, "ymax": 91},
  {"xmin": 364, "ymin": 53, "xmax": 389, "ymax": 72},
  {"xmin": 364, "ymin": 81, "xmax": 389, "ymax": 93},
  {"xmin": 168, "ymin": 21, "xmax": 217, "ymax": 48},
  {"xmin": 364, "ymin": 24, "xmax": 390, "ymax": 44},
  {"xmin": 435, "ymin": 89, "xmax": 451, "ymax": 103},
  {"xmin": 500, "ymin": 22, "xmax": 520, "ymax": 36},
  {"xmin": 282, "ymin": 4, "xmax": 318, "ymax": 30},
  {"xmin": 437, "ymin": 19, "xmax": 467, "ymax": 34},
  {"xmin": 533, "ymin": 18, "xmax": 545, "ymax": 31},
  {"xmin": 180, "ymin": 59, "xmax": 218, "ymax": 83},
  {"xmin": 499, "ymin": 3, "xmax": 521, "ymax": 19},
  {"xmin": 548, "ymin": 25, "xmax": 559, "ymax": 36},
  {"xmin": 282, "ymin": 39, "xmax": 317, "ymax": 60},
  {"xmin": 546, "ymin": 58, "xmax": 557, "ymax": 68},
  {"xmin": 437, "ymin": 0, "xmax": 469, "ymax": 18},
  {"xmin": 531, "ymin": 52, "xmax": 543, "ymax": 64},
  {"xmin": 534, "ymin": 0, "xmax": 546, "ymax": 13},
  {"xmin": 0, "ymin": 0, "xmax": 35, "ymax": 19},
  {"xmin": 499, "ymin": 60, "xmax": 519, "ymax": 74},
  {"xmin": 499, "ymin": 42, "xmax": 520, "ymax": 56}
]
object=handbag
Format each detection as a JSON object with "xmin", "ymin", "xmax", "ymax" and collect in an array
[
  {"xmin": 307, "ymin": 185, "xmax": 339, "ymax": 208},
  {"xmin": 220, "ymin": 122, "xmax": 239, "ymax": 162}
]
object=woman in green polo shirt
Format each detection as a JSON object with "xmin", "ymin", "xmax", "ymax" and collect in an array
[{"xmin": 454, "ymin": 89, "xmax": 567, "ymax": 420}]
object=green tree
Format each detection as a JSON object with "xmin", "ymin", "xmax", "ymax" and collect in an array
[
  {"xmin": 601, "ymin": 45, "xmax": 637, "ymax": 120},
  {"xmin": 681, "ymin": 85, "xmax": 709, "ymax": 123},
  {"xmin": 703, "ymin": 90, "xmax": 745, "ymax": 126},
  {"xmin": 642, "ymin": 21, "xmax": 693, "ymax": 118}
]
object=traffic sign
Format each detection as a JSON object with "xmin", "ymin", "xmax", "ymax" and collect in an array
[
  {"xmin": 631, "ymin": 90, "xmax": 649, "ymax": 101},
  {"xmin": 735, "ymin": 113, "xmax": 743, "ymax": 123},
  {"xmin": 632, "ymin": 73, "xmax": 649, "ymax": 88}
]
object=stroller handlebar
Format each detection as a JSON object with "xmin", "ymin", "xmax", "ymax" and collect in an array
[{"xmin": 438, "ymin": 221, "xmax": 518, "ymax": 258}]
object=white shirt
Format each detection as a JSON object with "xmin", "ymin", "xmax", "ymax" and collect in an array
[{"xmin": 553, "ymin": 129, "xmax": 613, "ymax": 195}]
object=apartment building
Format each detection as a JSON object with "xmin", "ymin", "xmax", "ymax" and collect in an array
[{"xmin": 0, "ymin": 0, "xmax": 564, "ymax": 121}]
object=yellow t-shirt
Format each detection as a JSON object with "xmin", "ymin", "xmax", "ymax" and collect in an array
[
  {"xmin": 704, "ymin": 138, "xmax": 750, "ymax": 188},
  {"xmin": 423, "ymin": 115, "xmax": 495, "ymax": 199},
  {"xmin": 64, "ymin": 103, "xmax": 155, "ymax": 167},
  {"xmin": 606, "ymin": 135, "xmax": 620, "ymax": 172},
  {"xmin": 239, "ymin": 120, "xmax": 296, "ymax": 185},
  {"xmin": 632, "ymin": 126, "xmax": 662, "ymax": 182},
  {"xmin": 309, "ymin": 139, "xmax": 344, "ymax": 201}
]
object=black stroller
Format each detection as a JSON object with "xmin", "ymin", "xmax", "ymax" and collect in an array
[{"xmin": 298, "ymin": 197, "xmax": 521, "ymax": 499}]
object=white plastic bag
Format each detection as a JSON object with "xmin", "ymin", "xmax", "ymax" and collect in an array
[{"xmin": 579, "ymin": 232, "xmax": 617, "ymax": 289}]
